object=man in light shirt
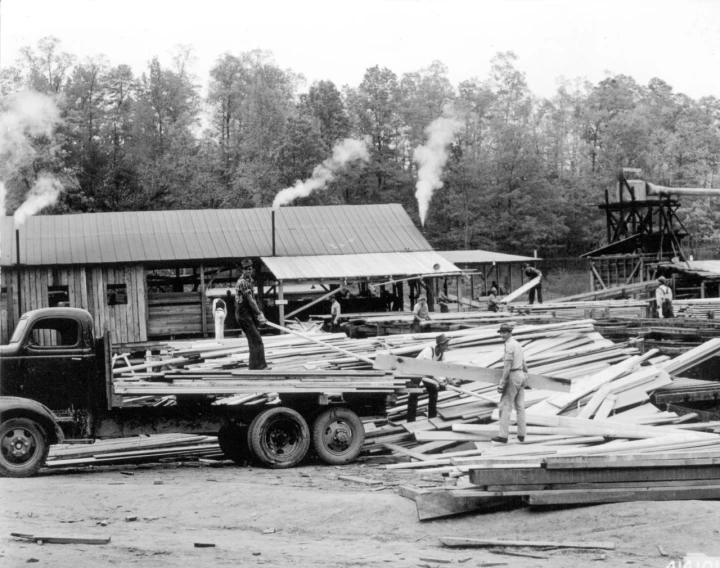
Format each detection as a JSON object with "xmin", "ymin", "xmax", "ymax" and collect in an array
[
  {"xmin": 406, "ymin": 334, "xmax": 451, "ymax": 422},
  {"xmin": 655, "ymin": 276, "xmax": 674, "ymax": 319},
  {"xmin": 492, "ymin": 323, "xmax": 529, "ymax": 444}
]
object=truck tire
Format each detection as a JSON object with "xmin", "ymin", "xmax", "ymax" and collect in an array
[
  {"xmin": 217, "ymin": 424, "xmax": 249, "ymax": 465},
  {"xmin": 312, "ymin": 408, "xmax": 365, "ymax": 465},
  {"xmin": 248, "ymin": 407, "xmax": 310, "ymax": 469},
  {"xmin": 0, "ymin": 418, "xmax": 49, "ymax": 478}
]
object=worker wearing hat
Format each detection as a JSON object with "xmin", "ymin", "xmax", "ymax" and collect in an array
[
  {"xmin": 407, "ymin": 334, "xmax": 453, "ymax": 422},
  {"xmin": 522, "ymin": 263, "xmax": 543, "ymax": 305},
  {"xmin": 655, "ymin": 276, "xmax": 674, "ymax": 319},
  {"xmin": 411, "ymin": 295, "xmax": 431, "ymax": 333},
  {"xmin": 235, "ymin": 258, "xmax": 269, "ymax": 370},
  {"xmin": 492, "ymin": 323, "xmax": 528, "ymax": 444}
]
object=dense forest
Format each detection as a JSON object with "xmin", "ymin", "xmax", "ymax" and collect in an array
[{"xmin": 2, "ymin": 37, "xmax": 720, "ymax": 257}]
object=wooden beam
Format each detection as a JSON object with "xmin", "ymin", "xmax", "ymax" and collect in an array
[
  {"xmin": 439, "ymin": 536, "xmax": 615, "ymax": 550},
  {"xmin": 501, "ymin": 276, "xmax": 541, "ymax": 304},
  {"xmin": 373, "ymin": 354, "xmax": 572, "ymax": 392}
]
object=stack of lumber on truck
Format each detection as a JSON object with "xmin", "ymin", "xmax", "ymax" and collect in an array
[{"xmin": 44, "ymin": 434, "xmax": 221, "ymax": 469}]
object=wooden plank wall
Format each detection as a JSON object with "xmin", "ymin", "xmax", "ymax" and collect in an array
[
  {"xmin": 147, "ymin": 292, "xmax": 206, "ymax": 337},
  {"xmin": 0, "ymin": 265, "xmax": 147, "ymax": 344}
]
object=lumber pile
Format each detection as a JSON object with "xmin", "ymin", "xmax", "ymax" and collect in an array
[{"xmin": 44, "ymin": 434, "xmax": 222, "ymax": 469}]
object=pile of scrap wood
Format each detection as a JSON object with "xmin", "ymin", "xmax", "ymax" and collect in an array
[
  {"xmin": 44, "ymin": 434, "xmax": 222, "ymax": 469},
  {"xmin": 594, "ymin": 317, "xmax": 720, "ymax": 353},
  {"xmin": 372, "ymin": 336, "xmax": 720, "ymax": 519}
]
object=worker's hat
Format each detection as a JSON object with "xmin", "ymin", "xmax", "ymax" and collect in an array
[
  {"xmin": 241, "ymin": 258, "xmax": 253, "ymax": 269},
  {"xmin": 497, "ymin": 323, "xmax": 514, "ymax": 334},
  {"xmin": 418, "ymin": 295, "xmax": 427, "ymax": 301},
  {"xmin": 657, "ymin": 276, "xmax": 667, "ymax": 283},
  {"xmin": 436, "ymin": 333, "xmax": 450, "ymax": 345}
]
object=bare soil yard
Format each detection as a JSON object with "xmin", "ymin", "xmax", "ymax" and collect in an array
[{"xmin": 2, "ymin": 459, "xmax": 719, "ymax": 568}]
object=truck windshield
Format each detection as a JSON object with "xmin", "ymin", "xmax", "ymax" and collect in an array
[{"xmin": 9, "ymin": 317, "xmax": 29, "ymax": 343}]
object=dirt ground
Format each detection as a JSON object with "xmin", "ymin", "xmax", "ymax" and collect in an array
[{"xmin": 2, "ymin": 458, "xmax": 720, "ymax": 568}]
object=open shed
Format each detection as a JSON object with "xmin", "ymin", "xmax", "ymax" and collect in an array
[{"xmin": 0, "ymin": 204, "xmax": 459, "ymax": 344}]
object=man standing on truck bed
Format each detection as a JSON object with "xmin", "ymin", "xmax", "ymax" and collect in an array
[{"xmin": 235, "ymin": 258, "xmax": 269, "ymax": 370}]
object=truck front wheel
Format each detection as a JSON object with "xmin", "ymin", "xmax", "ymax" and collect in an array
[
  {"xmin": 0, "ymin": 418, "xmax": 49, "ymax": 478},
  {"xmin": 248, "ymin": 407, "xmax": 310, "ymax": 469},
  {"xmin": 312, "ymin": 408, "xmax": 365, "ymax": 465}
]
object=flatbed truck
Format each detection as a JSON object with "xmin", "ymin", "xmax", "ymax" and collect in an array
[{"xmin": 0, "ymin": 308, "xmax": 405, "ymax": 477}]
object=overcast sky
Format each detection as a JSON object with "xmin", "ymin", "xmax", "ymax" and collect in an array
[{"xmin": 1, "ymin": 0, "xmax": 719, "ymax": 99}]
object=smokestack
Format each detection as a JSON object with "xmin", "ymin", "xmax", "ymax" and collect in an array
[
  {"xmin": 271, "ymin": 209, "xmax": 276, "ymax": 256},
  {"xmin": 16, "ymin": 228, "xmax": 22, "ymax": 313}
]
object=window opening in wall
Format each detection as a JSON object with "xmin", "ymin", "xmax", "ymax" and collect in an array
[
  {"xmin": 107, "ymin": 284, "xmax": 128, "ymax": 305},
  {"xmin": 48, "ymin": 285, "xmax": 70, "ymax": 307}
]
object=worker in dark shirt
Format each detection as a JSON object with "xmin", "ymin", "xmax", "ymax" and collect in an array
[
  {"xmin": 523, "ymin": 263, "xmax": 543, "ymax": 305},
  {"xmin": 234, "ymin": 258, "xmax": 269, "ymax": 370}
]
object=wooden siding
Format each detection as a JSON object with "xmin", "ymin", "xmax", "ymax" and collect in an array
[
  {"xmin": 0, "ymin": 265, "xmax": 147, "ymax": 344},
  {"xmin": 148, "ymin": 292, "xmax": 206, "ymax": 337}
]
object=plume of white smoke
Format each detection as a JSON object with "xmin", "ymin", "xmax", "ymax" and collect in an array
[
  {"xmin": 272, "ymin": 137, "xmax": 370, "ymax": 209},
  {"xmin": 0, "ymin": 91, "xmax": 64, "ymax": 226},
  {"xmin": 413, "ymin": 114, "xmax": 463, "ymax": 226},
  {"xmin": 0, "ymin": 181, "xmax": 6, "ymax": 218},
  {"xmin": 13, "ymin": 174, "xmax": 63, "ymax": 225},
  {"xmin": 0, "ymin": 91, "xmax": 62, "ymax": 175}
]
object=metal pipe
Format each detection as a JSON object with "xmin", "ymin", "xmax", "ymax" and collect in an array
[
  {"xmin": 271, "ymin": 209, "xmax": 276, "ymax": 256},
  {"xmin": 646, "ymin": 182, "xmax": 720, "ymax": 198},
  {"xmin": 15, "ymin": 228, "xmax": 21, "ymax": 314}
]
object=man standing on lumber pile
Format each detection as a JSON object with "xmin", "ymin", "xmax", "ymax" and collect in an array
[
  {"xmin": 412, "ymin": 295, "xmax": 431, "ymax": 333},
  {"xmin": 406, "ymin": 333, "xmax": 452, "ymax": 422},
  {"xmin": 330, "ymin": 293, "xmax": 342, "ymax": 332},
  {"xmin": 235, "ymin": 258, "xmax": 269, "ymax": 370},
  {"xmin": 487, "ymin": 281, "xmax": 501, "ymax": 312},
  {"xmin": 655, "ymin": 276, "xmax": 674, "ymax": 319},
  {"xmin": 492, "ymin": 323, "xmax": 528, "ymax": 444},
  {"xmin": 523, "ymin": 263, "xmax": 543, "ymax": 304}
]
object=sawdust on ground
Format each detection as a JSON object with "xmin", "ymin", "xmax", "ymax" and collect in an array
[{"xmin": 1, "ymin": 459, "xmax": 719, "ymax": 568}]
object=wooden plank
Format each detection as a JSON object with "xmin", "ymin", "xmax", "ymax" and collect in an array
[
  {"xmin": 524, "ymin": 485, "xmax": 720, "ymax": 505},
  {"xmin": 470, "ymin": 465, "xmax": 720, "ymax": 487},
  {"xmin": 501, "ymin": 276, "xmax": 541, "ymax": 304},
  {"xmin": 373, "ymin": 354, "xmax": 572, "ymax": 392},
  {"xmin": 414, "ymin": 491, "xmax": 509, "ymax": 521},
  {"xmin": 439, "ymin": 536, "xmax": 615, "ymax": 550},
  {"xmin": 482, "ymin": 479, "xmax": 720, "ymax": 492},
  {"xmin": 382, "ymin": 442, "xmax": 433, "ymax": 461},
  {"xmin": 544, "ymin": 452, "xmax": 720, "ymax": 469}
]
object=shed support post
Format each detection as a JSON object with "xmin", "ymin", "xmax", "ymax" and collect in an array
[
  {"xmin": 278, "ymin": 280, "xmax": 285, "ymax": 330},
  {"xmin": 199, "ymin": 264, "xmax": 207, "ymax": 337}
]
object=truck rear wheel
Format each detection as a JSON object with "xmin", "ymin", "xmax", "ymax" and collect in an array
[
  {"xmin": 0, "ymin": 418, "xmax": 49, "ymax": 478},
  {"xmin": 217, "ymin": 424, "xmax": 249, "ymax": 465},
  {"xmin": 248, "ymin": 407, "xmax": 310, "ymax": 469},
  {"xmin": 312, "ymin": 408, "xmax": 365, "ymax": 465}
]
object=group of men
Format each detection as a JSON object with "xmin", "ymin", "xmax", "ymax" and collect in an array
[{"xmin": 405, "ymin": 322, "xmax": 528, "ymax": 445}]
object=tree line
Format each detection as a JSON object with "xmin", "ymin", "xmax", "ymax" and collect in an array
[{"xmin": 2, "ymin": 37, "xmax": 720, "ymax": 257}]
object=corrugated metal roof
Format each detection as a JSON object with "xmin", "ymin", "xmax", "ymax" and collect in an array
[
  {"xmin": 438, "ymin": 250, "xmax": 539, "ymax": 264},
  {"xmin": 0, "ymin": 204, "xmax": 430, "ymax": 267},
  {"xmin": 261, "ymin": 252, "xmax": 461, "ymax": 280}
]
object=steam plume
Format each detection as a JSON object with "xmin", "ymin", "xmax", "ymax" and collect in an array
[
  {"xmin": 413, "ymin": 114, "xmax": 462, "ymax": 226},
  {"xmin": 0, "ymin": 182, "xmax": 6, "ymax": 218},
  {"xmin": 0, "ymin": 91, "xmax": 64, "ymax": 225},
  {"xmin": 272, "ymin": 137, "xmax": 370, "ymax": 209},
  {"xmin": 13, "ymin": 174, "xmax": 63, "ymax": 225}
]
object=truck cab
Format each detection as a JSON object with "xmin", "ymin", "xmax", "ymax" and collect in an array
[{"xmin": 0, "ymin": 308, "xmax": 100, "ymax": 414}]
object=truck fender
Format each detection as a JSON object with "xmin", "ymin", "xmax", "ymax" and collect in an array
[{"xmin": 0, "ymin": 396, "xmax": 65, "ymax": 445}]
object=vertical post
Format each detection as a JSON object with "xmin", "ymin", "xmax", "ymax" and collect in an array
[
  {"xmin": 701, "ymin": 280, "xmax": 706, "ymax": 299},
  {"xmin": 457, "ymin": 275, "xmax": 462, "ymax": 312},
  {"xmin": 272, "ymin": 209, "xmax": 276, "ymax": 256},
  {"xmin": 278, "ymin": 280, "xmax": 285, "ymax": 329},
  {"xmin": 199, "ymin": 264, "xmax": 207, "ymax": 337},
  {"xmin": 16, "ymin": 229, "xmax": 22, "ymax": 315},
  {"xmin": 470, "ymin": 275, "xmax": 474, "ymax": 310}
]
